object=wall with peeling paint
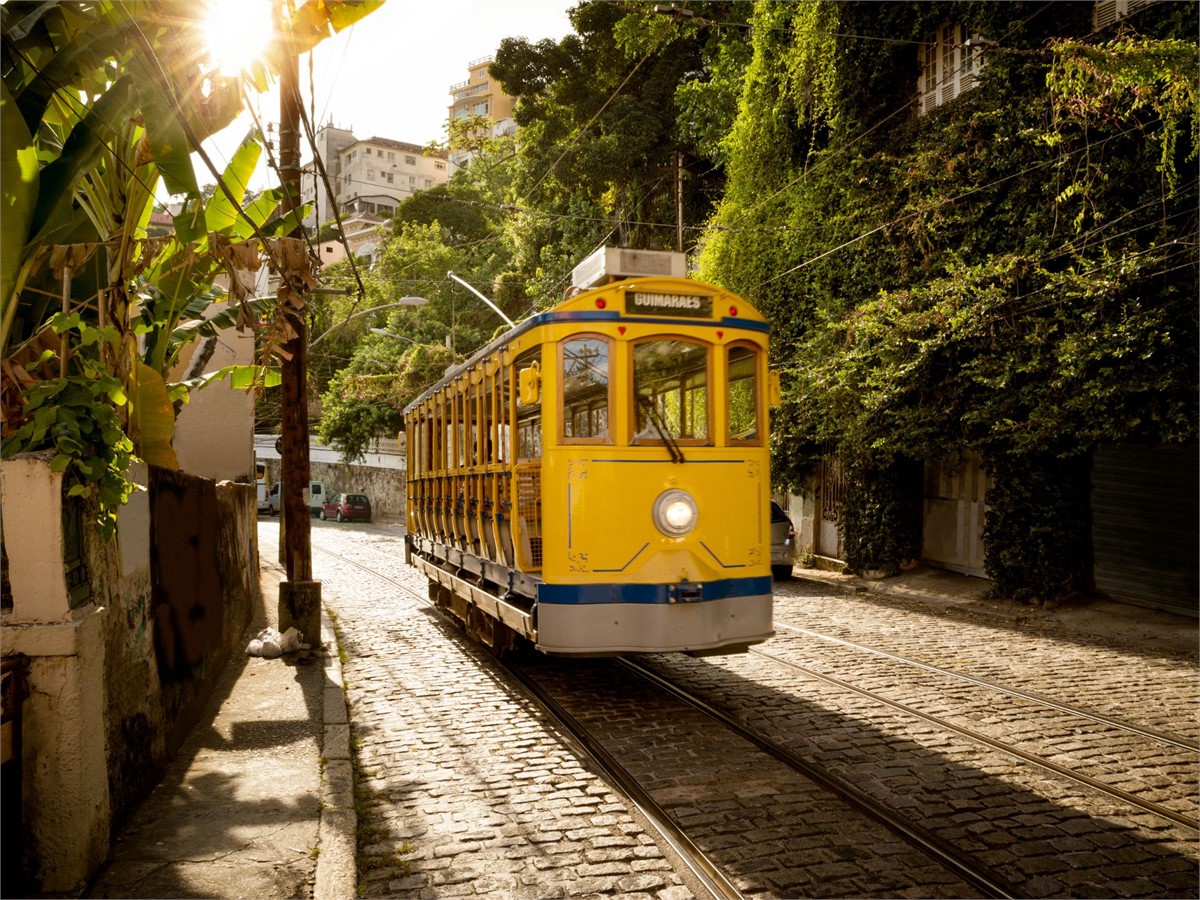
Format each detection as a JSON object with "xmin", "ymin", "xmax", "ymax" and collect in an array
[{"xmin": 0, "ymin": 456, "xmax": 261, "ymax": 894}]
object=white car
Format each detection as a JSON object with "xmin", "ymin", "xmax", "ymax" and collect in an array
[{"xmin": 770, "ymin": 500, "xmax": 796, "ymax": 581}]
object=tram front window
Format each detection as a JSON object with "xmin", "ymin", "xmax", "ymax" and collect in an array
[
  {"xmin": 562, "ymin": 337, "xmax": 610, "ymax": 441},
  {"xmin": 728, "ymin": 344, "xmax": 762, "ymax": 443},
  {"xmin": 633, "ymin": 339, "xmax": 708, "ymax": 442}
]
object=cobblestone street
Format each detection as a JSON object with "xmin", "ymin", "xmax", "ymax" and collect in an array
[{"xmin": 268, "ymin": 520, "xmax": 1199, "ymax": 899}]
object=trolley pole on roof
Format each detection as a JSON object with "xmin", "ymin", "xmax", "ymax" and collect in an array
[{"xmin": 275, "ymin": 8, "xmax": 321, "ymax": 644}]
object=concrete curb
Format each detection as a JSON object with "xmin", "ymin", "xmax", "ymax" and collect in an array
[{"xmin": 316, "ymin": 608, "xmax": 356, "ymax": 900}]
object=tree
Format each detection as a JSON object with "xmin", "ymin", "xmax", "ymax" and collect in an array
[{"xmin": 490, "ymin": 1, "xmax": 754, "ymax": 307}]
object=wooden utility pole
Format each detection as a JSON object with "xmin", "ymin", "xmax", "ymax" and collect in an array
[
  {"xmin": 275, "ymin": 7, "xmax": 321, "ymax": 642},
  {"xmin": 674, "ymin": 151, "xmax": 684, "ymax": 254}
]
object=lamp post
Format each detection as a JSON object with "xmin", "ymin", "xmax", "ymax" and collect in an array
[{"xmin": 275, "ymin": 9, "xmax": 323, "ymax": 642}]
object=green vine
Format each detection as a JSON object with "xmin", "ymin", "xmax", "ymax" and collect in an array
[
  {"xmin": 700, "ymin": 2, "xmax": 1198, "ymax": 599},
  {"xmin": 982, "ymin": 453, "xmax": 1092, "ymax": 603},
  {"xmin": 2, "ymin": 316, "xmax": 138, "ymax": 538}
]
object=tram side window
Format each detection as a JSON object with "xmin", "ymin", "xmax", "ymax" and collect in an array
[
  {"xmin": 483, "ymin": 369, "xmax": 496, "ymax": 463},
  {"xmin": 633, "ymin": 339, "xmax": 709, "ymax": 442},
  {"xmin": 467, "ymin": 380, "xmax": 480, "ymax": 466},
  {"xmin": 433, "ymin": 399, "xmax": 446, "ymax": 471},
  {"xmin": 728, "ymin": 344, "xmax": 762, "ymax": 444},
  {"xmin": 561, "ymin": 336, "xmax": 610, "ymax": 442},
  {"xmin": 497, "ymin": 365, "xmax": 511, "ymax": 464},
  {"xmin": 455, "ymin": 390, "xmax": 466, "ymax": 468},
  {"xmin": 514, "ymin": 348, "xmax": 542, "ymax": 460}
]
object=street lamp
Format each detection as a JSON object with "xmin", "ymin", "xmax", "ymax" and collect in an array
[
  {"xmin": 309, "ymin": 296, "xmax": 429, "ymax": 347},
  {"xmin": 447, "ymin": 271, "xmax": 515, "ymax": 328}
]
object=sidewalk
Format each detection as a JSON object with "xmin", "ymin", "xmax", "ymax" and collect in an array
[
  {"xmin": 85, "ymin": 558, "xmax": 355, "ymax": 900},
  {"xmin": 791, "ymin": 563, "xmax": 1198, "ymax": 659}
]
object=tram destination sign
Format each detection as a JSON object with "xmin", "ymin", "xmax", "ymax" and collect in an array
[{"xmin": 626, "ymin": 291, "xmax": 713, "ymax": 319}]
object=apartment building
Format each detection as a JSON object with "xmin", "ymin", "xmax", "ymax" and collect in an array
[
  {"xmin": 301, "ymin": 123, "xmax": 449, "ymax": 229},
  {"xmin": 447, "ymin": 55, "xmax": 515, "ymax": 171}
]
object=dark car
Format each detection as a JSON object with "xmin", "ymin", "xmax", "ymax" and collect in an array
[
  {"xmin": 770, "ymin": 500, "xmax": 796, "ymax": 581},
  {"xmin": 320, "ymin": 493, "xmax": 372, "ymax": 523}
]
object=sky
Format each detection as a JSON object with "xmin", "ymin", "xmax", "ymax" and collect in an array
[{"xmin": 199, "ymin": 0, "xmax": 575, "ymax": 194}]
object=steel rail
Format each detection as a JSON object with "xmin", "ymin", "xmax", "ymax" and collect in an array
[
  {"xmin": 308, "ymin": 541, "xmax": 743, "ymax": 900},
  {"xmin": 751, "ymin": 646, "xmax": 1200, "ymax": 833},
  {"xmin": 504, "ymin": 663, "xmax": 744, "ymax": 900},
  {"xmin": 619, "ymin": 657, "xmax": 1020, "ymax": 900},
  {"xmin": 774, "ymin": 622, "xmax": 1200, "ymax": 753}
]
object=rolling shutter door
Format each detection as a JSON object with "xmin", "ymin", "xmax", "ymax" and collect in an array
[{"xmin": 1090, "ymin": 445, "xmax": 1198, "ymax": 616}]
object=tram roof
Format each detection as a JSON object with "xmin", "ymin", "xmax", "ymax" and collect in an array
[{"xmin": 403, "ymin": 275, "xmax": 766, "ymax": 414}]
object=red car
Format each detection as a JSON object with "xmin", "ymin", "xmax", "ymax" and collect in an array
[{"xmin": 320, "ymin": 493, "xmax": 372, "ymax": 523}]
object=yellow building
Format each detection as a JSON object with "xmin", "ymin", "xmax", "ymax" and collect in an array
[{"xmin": 447, "ymin": 55, "xmax": 516, "ymax": 171}]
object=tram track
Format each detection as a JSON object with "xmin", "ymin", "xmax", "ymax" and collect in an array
[
  {"xmin": 309, "ymin": 540, "xmax": 745, "ymax": 900},
  {"xmin": 614, "ymin": 656, "xmax": 1018, "ymax": 899},
  {"xmin": 773, "ymin": 622, "xmax": 1199, "ymax": 754},
  {"xmin": 312, "ymin": 539, "xmax": 1002, "ymax": 897},
  {"xmin": 309, "ymin": 533, "xmax": 1197, "ymax": 897},
  {"xmin": 748, "ymin": 643, "xmax": 1200, "ymax": 831}
]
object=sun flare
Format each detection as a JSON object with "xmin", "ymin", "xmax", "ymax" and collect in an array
[{"xmin": 202, "ymin": 0, "xmax": 274, "ymax": 75}]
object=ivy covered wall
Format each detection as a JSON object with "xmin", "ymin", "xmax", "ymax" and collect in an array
[{"xmin": 699, "ymin": 1, "xmax": 1198, "ymax": 596}]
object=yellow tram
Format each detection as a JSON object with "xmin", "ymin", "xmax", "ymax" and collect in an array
[{"xmin": 404, "ymin": 275, "xmax": 777, "ymax": 655}]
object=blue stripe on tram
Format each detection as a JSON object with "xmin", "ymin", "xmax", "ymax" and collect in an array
[{"xmin": 538, "ymin": 576, "xmax": 772, "ymax": 605}]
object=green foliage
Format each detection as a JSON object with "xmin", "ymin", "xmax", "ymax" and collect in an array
[
  {"xmin": 2, "ymin": 0, "xmax": 373, "ymax": 534},
  {"xmin": 982, "ymin": 453, "xmax": 1092, "ymax": 602},
  {"xmin": 701, "ymin": 1, "xmax": 1198, "ymax": 597},
  {"xmin": 1, "ymin": 318, "xmax": 137, "ymax": 538},
  {"xmin": 319, "ymin": 343, "xmax": 455, "ymax": 461},
  {"xmin": 1047, "ymin": 35, "xmax": 1199, "ymax": 199},
  {"xmin": 490, "ymin": 1, "xmax": 754, "ymax": 305},
  {"xmin": 840, "ymin": 456, "xmax": 922, "ymax": 576}
]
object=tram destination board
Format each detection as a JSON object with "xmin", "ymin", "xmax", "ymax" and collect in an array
[{"xmin": 626, "ymin": 291, "xmax": 713, "ymax": 319}]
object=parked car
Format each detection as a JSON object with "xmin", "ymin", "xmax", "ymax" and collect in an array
[
  {"xmin": 266, "ymin": 484, "xmax": 280, "ymax": 516},
  {"xmin": 320, "ymin": 493, "xmax": 372, "ymax": 523},
  {"xmin": 770, "ymin": 500, "xmax": 796, "ymax": 581}
]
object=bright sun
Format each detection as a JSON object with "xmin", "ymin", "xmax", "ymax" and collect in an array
[{"xmin": 202, "ymin": 0, "xmax": 274, "ymax": 75}]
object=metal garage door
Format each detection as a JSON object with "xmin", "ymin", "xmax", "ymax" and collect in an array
[{"xmin": 1091, "ymin": 445, "xmax": 1198, "ymax": 617}]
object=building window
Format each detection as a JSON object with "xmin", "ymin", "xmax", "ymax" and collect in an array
[
  {"xmin": 472, "ymin": 101, "xmax": 489, "ymax": 117},
  {"xmin": 405, "ymin": 154, "xmax": 416, "ymax": 165},
  {"xmin": 917, "ymin": 22, "xmax": 985, "ymax": 115},
  {"xmin": 424, "ymin": 178, "xmax": 432, "ymax": 188},
  {"xmin": 386, "ymin": 172, "xmax": 393, "ymax": 184},
  {"xmin": 409, "ymin": 175, "xmax": 416, "ymax": 185},
  {"xmin": 1093, "ymin": 0, "xmax": 1157, "ymax": 28},
  {"xmin": 435, "ymin": 162, "xmax": 446, "ymax": 171},
  {"xmin": 367, "ymin": 170, "xmax": 375, "ymax": 180}
]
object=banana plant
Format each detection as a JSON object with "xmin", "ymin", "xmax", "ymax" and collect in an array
[{"xmin": 1, "ymin": 0, "xmax": 382, "ymax": 532}]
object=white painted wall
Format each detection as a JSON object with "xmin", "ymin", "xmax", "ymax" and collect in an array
[{"xmin": 1, "ymin": 455, "xmax": 111, "ymax": 893}]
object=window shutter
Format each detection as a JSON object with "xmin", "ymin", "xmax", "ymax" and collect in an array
[{"xmin": 1093, "ymin": 0, "xmax": 1122, "ymax": 28}]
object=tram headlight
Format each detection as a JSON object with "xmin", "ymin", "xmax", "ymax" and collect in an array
[{"xmin": 653, "ymin": 489, "xmax": 698, "ymax": 537}]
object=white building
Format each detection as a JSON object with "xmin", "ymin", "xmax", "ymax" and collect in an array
[
  {"xmin": 301, "ymin": 124, "xmax": 449, "ymax": 230},
  {"xmin": 314, "ymin": 212, "xmax": 389, "ymax": 268}
]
